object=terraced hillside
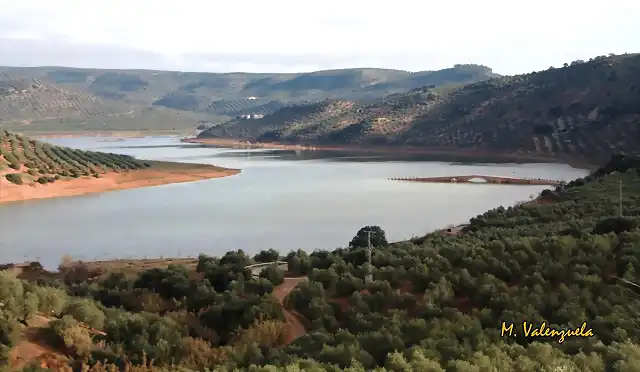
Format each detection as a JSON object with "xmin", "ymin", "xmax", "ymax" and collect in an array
[
  {"xmin": 0, "ymin": 73, "xmax": 128, "ymax": 123},
  {"xmin": 205, "ymin": 99, "xmax": 311, "ymax": 117},
  {"xmin": 0, "ymin": 130, "xmax": 238, "ymax": 203},
  {"xmin": 199, "ymin": 53, "xmax": 640, "ymax": 164},
  {"xmin": 0, "ymin": 130, "xmax": 149, "ymax": 185},
  {"xmin": 0, "ymin": 65, "xmax": 496, "ymax": 131}
]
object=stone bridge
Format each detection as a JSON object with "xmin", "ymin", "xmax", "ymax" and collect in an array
[
  {"xmin": 389, "ymin": 175, "xmax": 565, "ymax": 186},
  {"xmin": 245, "ymin": 261, "xmax": 288, "ymax": 276}
]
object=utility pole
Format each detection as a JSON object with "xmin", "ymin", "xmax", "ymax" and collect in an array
[
  {"xmin": 365, "ymin": 230, "xmax": 373, "ymax": 284},
  {"xmin": 619, "ymin": 180, "xmax": 623, "ymax": 217}
]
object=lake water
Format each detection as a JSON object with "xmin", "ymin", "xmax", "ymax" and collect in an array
[{"xmin": 0, "ymin": 137, "xmax": 589, "ymax": 269}]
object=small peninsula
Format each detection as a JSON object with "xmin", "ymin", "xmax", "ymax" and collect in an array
[{"xmin": 0, "ymin": 130, "xmax": 239, "ymax": 203}]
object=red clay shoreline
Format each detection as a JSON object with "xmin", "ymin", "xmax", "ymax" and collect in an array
[
  {"xmin": 0, "ymin": 162, "xmax": 240, "ymax": 204},
  {"xmin": 183, "ymin": 137, "xmax": 598, "ymax": 170}
]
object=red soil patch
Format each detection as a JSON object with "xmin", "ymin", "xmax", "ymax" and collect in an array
[
  {"xmin": 437, "ymin": 224, "xmax": 467, "ymax": 237},
  {"xmin": 0, "ymin": 163, "xmax": 27, "ymax": 177},
  {"xmin": 530, "ymin": 197, "xmax": 556, "ymax": 205},
  {"xmin": 0, "ymin": 163, "xmax": 240, "ymax": 203},
  {"xmin": 9, "ymin": 315, "xmax": 68, "ymax": 370},
  {"xmin": 524, "ymin": 196, "xmax": 559, "ymax": 206},
  {"xmin": 331, "ymin": 282, "xmax": 419, "ymax": 312},
  {"xmin": 453, "ymin": 296, "xmax": 474, "ymax": 313},
  {"xmin": 10, "ymin": 339, "xmax": 64, "ymax": 371},
  {"xmin": 273, "ymin": 277, "xmax": 308, "ymax": 345}
]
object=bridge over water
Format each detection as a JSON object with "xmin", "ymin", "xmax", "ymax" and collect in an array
[{"xmin": 389, "ymin": 175, "xmax": 565, "ymax": 186}]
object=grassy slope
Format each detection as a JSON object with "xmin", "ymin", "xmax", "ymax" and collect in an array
[
  {"xmin": 0, "ymin": 65, "xmax": 496, "ymax": 131},
  {"xmin": 199, "ymin": 53, "xmax": 640, "ymax": 164}
]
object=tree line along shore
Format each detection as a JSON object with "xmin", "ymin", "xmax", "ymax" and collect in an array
[{"xmin": 1, "ymin": 153, "xmax": 639, "ymax": 371}]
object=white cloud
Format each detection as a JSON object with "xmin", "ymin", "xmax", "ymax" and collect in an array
[{"xmin": 0, "ymin": 0, "xmax": 639, "ymax": 74}]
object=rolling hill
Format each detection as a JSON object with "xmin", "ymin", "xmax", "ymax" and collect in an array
[
  {"xmin": 0, "ymin": 64, "xmax": 496, "ymax": 132},
  {"xmin": 198, "ymin": 53, "xmax": 640, "ymax": 164}
]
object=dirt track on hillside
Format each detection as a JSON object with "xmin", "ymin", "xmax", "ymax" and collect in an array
[{"xmin": 273, "ymin": 277, "xmax": 308, "ymax": 345}]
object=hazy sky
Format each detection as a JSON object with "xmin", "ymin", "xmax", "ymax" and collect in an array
[{"xmin": 0, "ymin": 0, "xmax": 638, "ymax": 75}]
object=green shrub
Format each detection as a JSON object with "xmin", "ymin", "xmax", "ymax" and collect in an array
[
  {"xmin": 9, "ymin": 162, "xmax": 20, "ymax": 170},
  {"xmin": 5, "ymin": 173, "xmax": 22, "ymax": 185},
  {"xmin": 259, "ymin": 266, "xmax": 285, "ymax": 286},
  {"xmin": 36, "ymin": 177, "xmax": 50, "ymax": 184},
  {"xmin": 28, "ymin": 169, "xmax": 38, "ymax": 176}
]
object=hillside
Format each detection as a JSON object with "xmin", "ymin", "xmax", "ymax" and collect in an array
[
  {"xmin": 2, "ymin": 154, "xmax": 640, "ymax": 370},
  {"xmin": 199, "ymin": 53, "xmax": 640, "ymax": 164},
  {"xmin": 0, "ymin": 65, "xmax": 496, "ymax": 132},
  {"xmin": 0, "ymin": 130, "xmax": 238, "ymax": 202}
]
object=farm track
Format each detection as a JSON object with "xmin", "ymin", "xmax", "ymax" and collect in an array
[{"xmin": 273, "ymin": 277, "xmax": 308, "ymax": 345}]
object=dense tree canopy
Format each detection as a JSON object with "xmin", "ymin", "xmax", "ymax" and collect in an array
[{"xmin": 2, "ymin": 154, "xmax": 640, "ymax": 371}]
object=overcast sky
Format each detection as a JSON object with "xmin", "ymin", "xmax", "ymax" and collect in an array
[{"xmin": 0, "ymin": 0, "xmax": 638, "ymax": 75}]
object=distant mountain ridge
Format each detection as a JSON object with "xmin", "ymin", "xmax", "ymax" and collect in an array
[
  {"xmin": 198, "ymin": 53, "xmax": 640, "ymax": 164},
  {"xmin": 0, "ymin": 64, "xmax": 496, "ymax": 131}
]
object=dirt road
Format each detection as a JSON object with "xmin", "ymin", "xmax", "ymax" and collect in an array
[{"xmin": 273, "ymin": 277, "xmax": 308, "ymax": 345}]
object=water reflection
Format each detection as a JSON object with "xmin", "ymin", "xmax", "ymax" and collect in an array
[{"xmin": 0, "ymin": 136, "xmax": 590, "ymax": 269}]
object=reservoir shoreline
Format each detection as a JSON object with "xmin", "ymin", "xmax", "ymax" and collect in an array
[
  {"xmin": 0, "ymin": 136, "xmax": 589, "ymax": 269},
  {"xmin": 0, "ymin": 161, "xmax": 240, "ymax": 204},
  {"xmin": 183, "ymin": 137, "xmax": 599, "ymax": 171},
  {"xmin": 12, "ymin": 130, "xmax": 598, "ymax": 170}
]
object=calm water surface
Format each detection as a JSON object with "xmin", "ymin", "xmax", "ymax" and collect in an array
[{"xmin": 0, "ymin": 137, "xmax": 589, "ymax": 269}]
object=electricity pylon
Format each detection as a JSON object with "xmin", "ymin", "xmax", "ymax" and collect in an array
[{"xmin": 365, "ymin": 230, "xmax": 373, "ymax": 284}]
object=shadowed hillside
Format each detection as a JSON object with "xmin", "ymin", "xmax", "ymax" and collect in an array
[
  {"xmin": 199, "ymin": 53, "xmax": 640, "ymax": 164},
  {"xmin": 0, "ymin": 65, "xmax": 496, "ymax": 131}
]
